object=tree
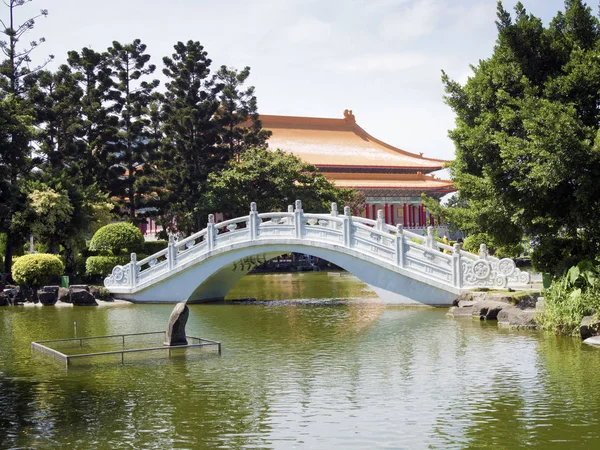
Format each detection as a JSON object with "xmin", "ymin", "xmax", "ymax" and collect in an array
[
  {"xmin": 205, "ymin": 147, "xmax": 354, "ymax": 218},
  {"xmin": 27, "ymin": 65, "xmax": 115, "ymax": 271},
  {"xmin": 66, "ymin": 46, "xmax": 115, "ymax": 189},
  {"xmin": 0, "ymin": 0, "xmax": 51, "ymax": 272},
  {"xmin": 0, "ymin": 95, "xmax": 33, "ymax": 272},
  {"xmin": 0, "ymin": 0, "xmax": 53, "ymax": 95},
  {"xmin": 214, "ymin": 65, "xmax": 270, "ymax": 161},
  {"xmin": 105, "ymin": 39, "xmax": 159, "ymax": 221},
  {"xmin": 432, "ymin": 0, "xmax": 600, "ymax": 273},
  {"xmin": 156, "ymin": 41, "xmax": 269, "ymax": 234},
  {"xmin": 157, "ymin": 40, "xmax": 220, "ymax": 233}
]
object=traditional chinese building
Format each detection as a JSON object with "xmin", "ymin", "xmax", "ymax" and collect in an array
[{"xmin": 260, "ymin": 110, "xmax": 454, "ymax": 229}]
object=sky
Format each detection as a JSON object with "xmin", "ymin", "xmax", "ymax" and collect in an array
[{"xmin": 9, "ymin": 0, "xmax": 587, "ymax": 161}]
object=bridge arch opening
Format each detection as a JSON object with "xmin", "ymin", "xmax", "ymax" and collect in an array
[
  {"xmin": 188, "ymin": 250, "xmax": 379, "ymax": 303},
  {"xmin": 179, "ymin": 243, "xmax": 451, "ymax": 306}
]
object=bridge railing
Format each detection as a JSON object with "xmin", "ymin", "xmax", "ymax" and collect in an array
[{"xmin": 104, "ymin": 200, "xmax": 531, "ymax": 292}]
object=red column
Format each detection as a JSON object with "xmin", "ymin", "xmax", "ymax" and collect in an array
[
  {"xmin": 384, "ymin": 203, "xmax": 389, "ymax": 224},
  {"xmin": 372, "ymin": 204, "xmax": 376, "ymax": 220},
  {"xmin": 389, "ymin": 204, "xmax": 394, "ymax": 225},
  {"xmin": 403, "ymin": 203, "xmax": 407, "ymax": 227},
  {"xmin": 437, "ymin": 215, "xmax": 441, "ymax": 226},
  {"xmin": 365, "ymin": 204, "xmax": 370, "ymax": 219},
  {"xmin": 410, "ymin": 205, "xmax": 415, "ymax": 227},
  {"xmin": 430, "ymin": 212, "xmax": 434, "ymax": 227},
  {"xmin": 416, "ymin": 205, "xmax": 420, "ymax": 227}
]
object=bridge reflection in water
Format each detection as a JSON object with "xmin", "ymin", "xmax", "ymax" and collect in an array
[{"xmin": 104, "ymin": 201, "xmax": 530, "ymax": 305}]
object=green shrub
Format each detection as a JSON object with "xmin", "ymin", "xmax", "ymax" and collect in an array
[
  {"xmin": 462, "ymin": 233, "xmax": 492, "ymax": 254},
  {"xmin": 144, "ymin": 240, "xmax": 168, "ymax": 255},
  {"xmin": 495, "ymin": 243, "xmax": 524, "ymax": 259},
  {"xmin": 86, "ymin": 255, "xmax": 132, "ymax": 277},
  {"xmin": 89, "ymin": 222, "xmax": 144, "ymax": 255},
  {"xmin": 12, "ymin": 253, "xmax": 64, "ymax": 287},
  {"xmin": 537, "ymin": 261, "xmax": 600, "ymax": 335},
  {"xmin": 86, "ymin": 254, "xmax": 148, "ymax": 277}
]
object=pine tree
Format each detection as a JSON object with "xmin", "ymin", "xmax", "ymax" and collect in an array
[
  {"xmin": 214, "ymin": 65, "xmax": 270, "ymax": 162},
  {"xmin": 66, "ymin": 47, "xmax": 115, "ymax": 189},
  {"xmin": 0, "ymin": 0, "xmax": 51, "ymax": 272},
  {"xmin": 105, "ymin": 39, "xmax": 159, "ymax": 222},
  {"xmin": 159, "ymin": 40, "xmax": 221, "ymax": 233}
]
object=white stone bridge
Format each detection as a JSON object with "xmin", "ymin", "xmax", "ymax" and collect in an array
[{"xmin": 104, "ymin": 201, "xmax": 531, "ymax": 306}]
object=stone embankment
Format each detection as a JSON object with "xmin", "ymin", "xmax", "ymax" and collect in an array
[
  {"xmin": 449, "ymin": 290, "xmax": 600, "ymax": 348},
  {"xmin": 447, "ymin": 290, "xmax": 543, "ymax": 329},
  {"xmin": 0, "ymin": 283, "xmax": 114, "ymax": 307}
]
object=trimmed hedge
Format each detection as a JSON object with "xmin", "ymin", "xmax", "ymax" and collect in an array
[
  {"xmin": 86, "ymin": 255, "xmax": 130, "ymax": 277},
  {"xmin": 12, "ymin": 253, "xmax": 64, "ymax": 286},
  {"xmin": 86, "ymin": 255, "xmax": 148, "ymax": 277},
  {"xmin": 144, "ymin": 240, "xmax": 168, "ymax": 255},
  {"xmin": 89, "ymin": 222, "xmax": 144, "ymax": 255}
]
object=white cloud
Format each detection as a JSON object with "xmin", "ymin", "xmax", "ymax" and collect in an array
[
  {"xmin": 282, "ymin": 16, "xmax": 332, "ymax": 44},
  {"xmin": 333, "ymin": 52, "xmax": 428, "ymax": 72},
  {"xmin": 379, "ymin": 0, "xmax": 441, "ymax": 41}
]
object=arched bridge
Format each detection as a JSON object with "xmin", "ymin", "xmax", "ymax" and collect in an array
[{"xmin": 104, "ymin": 201, "xmax": 531, "ymax": 305}]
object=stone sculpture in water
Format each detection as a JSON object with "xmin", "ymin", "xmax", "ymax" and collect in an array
[{"xmin": 164, "ymin": 302, "xmax": 189, "ymax": 346}]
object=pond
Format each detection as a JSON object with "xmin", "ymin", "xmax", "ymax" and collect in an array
[{"xmin": 1, "ymin": 272, "xmax": 600, "ymax": 449}]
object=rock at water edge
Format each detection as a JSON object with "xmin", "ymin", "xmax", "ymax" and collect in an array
[
  {"xmin": 71, "ymin": 290, "xmax": 98, "ymax": 306},
  {"xmin": 497, "ymin": 306, "xmax": 538, "ymax": 329},
  {"xmin": 471, "ymin": 300, "xmax": 508, "ymax": 320},
  {"xmin": 165, "ymin": 302, "xmax": 189, "ymax": 346},
  {"xmin": 37, "ymin": 291, "xmax": 57, "ymax": 306},
  {"xmin": 580, "ymin": 316, "xmax": 600, "ymax": 339}
]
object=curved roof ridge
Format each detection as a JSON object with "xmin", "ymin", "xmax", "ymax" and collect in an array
[
  {"xmin": 350, "ymin": 122, "xmax": 450, "ymax": 165},
  {"xmin": 259, "ymin": 111, "xmax": 451, "ymax": 169}
]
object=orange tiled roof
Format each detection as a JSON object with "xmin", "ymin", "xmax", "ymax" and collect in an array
[
  {"xmin": 261, "ymin": 111, "xmax": 450, "ymax": 171},
  {"xmin": 327, "ymin": 172, "xmax": 454, "ymax": 190}
]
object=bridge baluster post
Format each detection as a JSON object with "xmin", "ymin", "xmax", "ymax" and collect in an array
[
  {"xmin": 294, "ymin": 200, "xmax": 304, "ymax": 239},
  {"xmin": 330, "ymin": 202, "xmax": 338, "ymax": 230},
  {"xmin": 452, "ymin": 243, "xmax": 463, "ymax": 288},
  {"xmin": 249, "ymin": 203, "xmax": 259, "ymax": 240},
  {"xmin": 376, "ymin": 209, "xmax": 385, "ymax": 231},
  {"xmin": 207, "ymin": 214, "xmax": 216, "ymax": 250},
  {"xmin": 167, "ymin": 233, "xmax": 177, "ymax": 270},
  {"xmin": 426, "ymin": 226, "xmax": 437, "ymax": 249},
  {"xmin": 479, "ymin": 244, "xmax": 488, "ymax": 260},
  {"xmin": 343, "ymin": 206, "xmax": 352, "ymax": 247},
  {"xmin": 396, "ymin": 225, "xmax": 405, "ymax": 268},
  {"xmin": 130, "ymin": 253, "xmax": 138, "ymax": 288}
]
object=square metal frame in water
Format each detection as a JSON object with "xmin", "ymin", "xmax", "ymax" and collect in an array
[{"xmin": 31, "ymin": 331, "xmax": 221, "ymax": 368}]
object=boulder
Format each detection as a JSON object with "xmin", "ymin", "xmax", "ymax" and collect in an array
[
  {"xmin": 471, "ymin": 300, "xmax": 508, "ymax": 320},
  {"xmin": 453, "ymin": 291, "xmax": 487, "ymax": 307},
  {"xmin": 42, "ymin": 285, "xmax": 60, "ymax": 295},
  {"xmin": 164, "ymin": 302, "xmax": 189, "ymax": 346},
  {"xmin": 486, "ymin": 293, "xmax": 513, "ymax": 304},
  {"xmin": 584, "ymin": 336, "xmax": 600, "ymax": 348},
  {"xmin": 37, "ymin": 290, "xmax": 57, "ymax": 306},
  {"xmin": 580, "ymin": 316, "xmax": 600, "ymax": 340},
  {"xmin": 70, "ymin": 285, "xmax": 89, "ymax": 292},
  {"xmin": 497, "ymin": 306, "xmax": 538, "ymax": 329},
  {"xmin": 89, "ymin": 286, "xmax": 113, "ymax": 301},
  {"xmin": 71, "ymin": 289, "xmax": 98, "ymax": 306},
  {"xmin": 58, "ymin": 287, "xmax": 70, "ymax": 303}
]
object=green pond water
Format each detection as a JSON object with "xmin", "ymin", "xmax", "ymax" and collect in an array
[{"xmin": 2, "ymin": 272, "xmax": 600, "ymax": 449}]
